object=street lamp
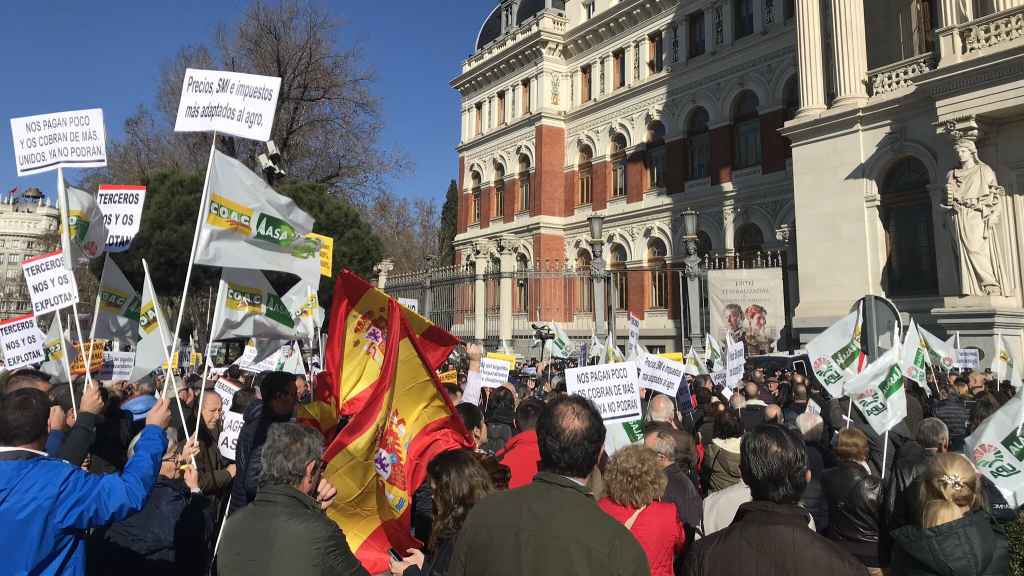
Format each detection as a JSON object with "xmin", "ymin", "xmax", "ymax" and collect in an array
[
  {"xmin": 679, "ymin": 209, "xmax": 703, "ymax": 350},
  {"xmin": 587, "ymin": 215, "xmax": 607, "ymax": 342},
  {"xmin": 681, "ymin": 208, "xmax": 698, "ymax": 242}
]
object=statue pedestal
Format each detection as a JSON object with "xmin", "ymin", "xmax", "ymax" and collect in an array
[
  {"xmin": 931, "ymin": 303, "xmax": 1024, "ymax": 367},
  {"xmin": 941, "ymin": 295, "xmax": 1019, "ymax": 310}
]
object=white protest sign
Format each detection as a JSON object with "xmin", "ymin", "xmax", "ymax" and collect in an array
[
  {"xmin": 174, "ymin": 69, "xmax": 282, "ymax": 142},
  {"xmin": 22, "ymin": 251, "xmax": 79, "ymax": 316},
  {"xmin": 627, "ymin": 314, "xmax": 641, "ymax": 357},
  {"xmin": 711, "ymin": 370, "xmax": 727, "ymax": 389},
  {"xmin": 462, "ymin": 371, "xmax": 483, "ymax": 406},
  {"xmin": 214, "ymin": 377, "xmax": 241, "ymax": 408},
  {"xmin": 807, "ymin": 398, "xmax": 822, "ymax": 416},
  {"xmin": 96, "ymin": 185, "xmax": 145, "ymax": 252},
  {"xmin": 10, "ymin": 109, "xmax": 107, "ymax": 176},
  {"xmin": 0, "ymin": 314, "xmax": 46, "ymax": 370},
  {"xmin": 565, "ymin": 362, "xmax": 642, "ymax": 423},
  {"xmin": 398, "ymin": 298, "xmax": 419, "ymax": 314},
  {"xmin": 725, "ymin": 338, "xmax": 746, "ymax": 389},
  {"xmin": 957, "ymin": 348, "xmax": 981, "ymax": 371},
  {"xmin": 637, "ymin": 354, "xmax": 684, "ymax": 397},
  {"xmin": 218, "ymin": 411, "xmax": 245, "ymax": 460},
  {"xmin": 479, "ymin": 358, "xmax": 511, "ymax": 389},
  {"xmin": 105, "ymin": 351, "xmax": 135, "ymax": 381}
]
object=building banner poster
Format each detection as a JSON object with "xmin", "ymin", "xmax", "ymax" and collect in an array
[{"xmin": 708, "ymin": 268, "xmax": 785, "ymax": 355}]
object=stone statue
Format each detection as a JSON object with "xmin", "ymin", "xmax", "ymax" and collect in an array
[{"xmin": 943, "ymin": 140, "xmax": 1010, "ymax": 296}]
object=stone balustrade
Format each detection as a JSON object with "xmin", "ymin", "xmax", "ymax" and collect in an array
[
  {"xmin": 868, "ymin": 53, "xmax": 937, "ymax": 96},
  {"xmin": 962, "ymin": 6, "xmax": 1024, "ymax": 55}
]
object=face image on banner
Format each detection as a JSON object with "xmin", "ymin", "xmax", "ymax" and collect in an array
[{"xmin": 708, "ymin": 268, "xmax": 785, "ymax": 356}]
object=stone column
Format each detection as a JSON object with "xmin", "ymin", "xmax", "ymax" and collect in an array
[
  {"xmin": 706, "ymin": 4, "xmax": 719, "ymax": 54},
  {"xmin": 679, "ymin": 16, "xmax": 690, "ymax": 65},
  {"xmin": 992, "ymin": 0, "xmax": 1024, "ymax": 12},
  {"xmin": 374, "ymin": 259, "xmax": 394, "ymax": 289},
  {"xmin": 497, "ymin": 236, "xmax": 516, "ymax": 351},
  {"xmin": 474, "ymin": 245, "xmax": 488, "ymax": 343},
  {"xmin": 830, "ymin": 0, "xmax": 869, "ymax": 108},
  {"xmin": 722, "ymin": 0, "xmax": 735, "ymax": 45},
  {"xmin": 795, "ymin": 0, "xmax": 827, "ymax": 116},
  {"xmin": 723, "ymin": 204, "xmax": 737, "ymax": 262}
]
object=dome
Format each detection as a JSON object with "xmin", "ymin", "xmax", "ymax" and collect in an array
[
  {"xmin": 476, "ymin": 6, "xmax": 502, "ymax": 50},
  {"xmin": 476, "ymin": 1, "xmax": 567, "ymax": 51}
]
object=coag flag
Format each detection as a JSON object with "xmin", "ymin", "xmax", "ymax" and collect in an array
[
  {"xmin": 195, "ymin": 150, "xmax": 322, "ymax": 283},
  {"xmin": 282, "ymin": 282, "xmax": 325, "ymax": 342},
  {"xmin": 321, "ymin": 270, "xmax": 459, "ymax": 416},
  {"xmin": 40, "ymin": 317, "xmax": 74, "ymax": 383},
  {"xmin": 66, "ymin": 185, "xmax": 109, "ymax": 263},
  {"xmin": 965, "ymin": 390, "xmax": 1024, "ymax": 508},
  {"xmin": 323, "ymin": 297, "xmax": 471, "ymax": 573},
  {"xmin": 900, "ymin": 319, "xmax": 929, "ymax": 390},
  {"xmin": 684, "ymin": 347, "xmax": 707, "ymax": 376},
  {"xmin": 211, "ymin": 268, "xmax": 297, "ymax": 341},
  {"xmin": 845, "ymin": 346, "xmax": 907, "ymax": 435},
  {"xmin": 919, "ymin": 325, "xmax": 956, "ymax": 372},
  {"xmin": 806, "ymin": 309, "xmax": 866, "ymax": 398},
  {"xmin": 94, "ymin": 257, "xmax": 140, "ymax": 343},
  {"xmin": 992, "ymin": 333, "xmax": 1023, "ymax": 386},
  {"xmin": 705, "ymin": 333, "xmax": 724, "ymax": 372},
  {"xmin": 129, "ymin": 264, "xmax": 171, "ymax": 383}
]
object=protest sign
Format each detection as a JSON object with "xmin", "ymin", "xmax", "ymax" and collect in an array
[
  {"xmin": 708, "ymin": 268, "xmax": 784, "ymax": 355},
  {"xmin": 70, "ymin": 339, "xmax": 106, "ymax": 376},
  {"xmin": 479, "ymin": 358, "xmax": 511, "ymax": 389},
  {"xmin": 174, "ymin": 69, "xmax": 282, "ymax": 142},
  {"xmin": 398, "ymin": 298, "xmax": 419, "ymax": 313},
  {"xmin": 0, "ymin": 314, "xmax": 45, "ymax": 370},
  {"xmin": 10, "ymin": 108, "xmax": 107, "ymax": 176},
  {"xmin": 214, "ymin": 377, "xmax": 241, "ymax": 408},
  {"xmin": 957, "ymin": 348, "xmax": 981, "ymax": 371},
  {"xmin": 106, "ymin": 351, "xmax": 135, "ymax": 381},
  {"xmin": 96, "ymin": 185, "xmax": 145, "ymax": 252},
  {"xmin": 725, "ymin": 338, "xmax": 746, "ymax": 389},
  {"xmin": 627, "ymin": 314, "xmax": 641, "ymax": 357},
  {"xmin": 565, "ymin": 362, "xmax": 642, "ymax": 423},
  {"xmin": 965, "ymin": 393, "xmax": 1024, "ymax": 508},
  {"xmin": 807, "ymin": 398, "xmax": 822, "ymax": 416},
  {"xmin": 306, "ymin": 233, "xmax": 334, "ymax": 277},
  {"xmin": 438, "ymin": 370, "xmax": 458, "ymax": 385},
  {"xmin": 218, "ymin": 410, "xmax": 245, "ymax": 460},
  {"xmin": 638, "ymin": 354, "xmax": 684, "ymax": 397},
  {"xmin": 486, "ymin": 352, "xmax": 516, "ymax": 366},
  {"xmin": 22, "ymin": 251, "xmax": 79, "ymax": 315},
  {"xmin": 845, "ymin": 347, "xmax": 907, "ymax": 436}
]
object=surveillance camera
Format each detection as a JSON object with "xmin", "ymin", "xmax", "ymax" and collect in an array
[
  {"xmin": 258, "ymin": 153, "xmax": 273, "ymax": 173},
  {"xmin": 266, "ymin": 141, "xmax": 282, "ymax": 164}
]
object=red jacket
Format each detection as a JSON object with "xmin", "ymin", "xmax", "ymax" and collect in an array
[
  {"xmin": 496, "ymin": 430, "xmax": 540, "ymax": 489},
  {"xmin": 597, "ymin": 498, "xmax": 685, "ymax": 576}
]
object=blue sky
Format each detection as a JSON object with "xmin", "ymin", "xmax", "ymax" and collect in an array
[{"xmin": 0, "ymin": 1, "xmax": 490, "ymax": 204}]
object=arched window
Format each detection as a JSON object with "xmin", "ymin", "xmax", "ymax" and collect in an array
[
  {"xmin": 611, "ymin": 133, "xmax": 628, "ymax": 198},
  {"xmin": 688, "ymin": 108, "xmax": 710, "ymax": 179},
  {"xmin": 518, "ymin": 155, "xmax": 531, "ymax": 213},
  {"xmin": 881, "ymin": 157, "xmax": 938, "ymax": 297},
  {"xmin": 578, "ymin": 145, "xmax": 594, "ymax": 206},
  {"xmin": 576, "ymin": 250, "xmax": 593, "ymax": 313},
  {"xmin": 783, "ymin": 77, "xmax": 800, "ymax": 122},
  {"xmin": 733, "ymin": 91, "xmax": 762, "ymax": 169},
  {"xmin": 610, "ymin": 244, "xmax": 629, "ymax": 311},
  {"xmin": 515, "ymin": 254, "xmax": 530, "ymax": 313},
  {"xmin": 646, "ymin": 122, "xmax": 666, "ymax": 190},
  {"xmin": 735, "ymin": 223, "xmax": 765, "ymax": 267},
  {"xmin": 648, "ymin": 238, "xmax": 668, "ymax": 310},
  {"xmin": 493, "ymin": 163, "xmax": 505, "ymax": 219},
  {"xmin": 470, "ymin": 171, "xmax": 482, "ymax": 224}
]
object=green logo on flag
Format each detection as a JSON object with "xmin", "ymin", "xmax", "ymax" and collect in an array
[
  {"xmin": 1001, "ymin": 429, "xmax": 1024, "ymax": 462},
  {"xmin": 622, "ymin": 420, "xmax": 644, "ymax": 443},
  {"xmin": 255, "ymin": 213, "xmax": 298, "ymax": 247},
  {"xmin": 832, "ymin": 339, "xmax": 861, "ymax": 370},
  {"xmin": 879, "ymin": 366, "xmax": 904, "ymax": 400},
  {"xmin": 123, "ymin": 295, "xmax": 142, "ymax": 322},
  {"xmin": 264, "ymin": 294, "xmax": 295, "ymax": 328}
]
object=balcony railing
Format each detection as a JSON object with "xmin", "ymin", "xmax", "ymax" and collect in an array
[
  {"xmin": 963, "ymin": 6, "xmax": 1024, "ymax": 55},
  {"xmin": 868, "ymin": 53, "xmax": 937, "ymax": 96}
]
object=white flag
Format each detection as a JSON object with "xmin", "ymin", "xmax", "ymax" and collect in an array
[
  {"xmin": 195, "ymin": 150, "xmax": 321, "ymax": 282},
  {"xmin": 845, "ymin": 346, "xmax": 907, "ymax": 435},
  {"xmin": 282, "ymin": 283, "xmax": 324, "ymax": 342},
  {"xmin": 965, "ymin": 391, "xmax": 1024, "ymax": 509},
  {"xmin": 66, "ymin": 185, "xmax": 109, "ymax": 264},
  {"xmin": 129, "ymin": 266, "xmax": 172, "ymax": 383},
  {"xmin": 805, "ymin": 310, "xmax": 865, "ymax": 398},
  {"xmin": 992, "ymin": 334, "xmax": 1023, "ymax": 386},
  {"xmin": 705, "ymin": 333, "xmax": 725, "ymax": 372},
  {"xmin": 211, "ymin": 268, "xmax": 298, "ymax": 342},
  {"xmin": 606, "ymin": 332, "xmax": 625, "ymax": 364},
  {"xmin": 39, "ymin": 317, "xmax": 74, "ymax": 383},
  {"xmin": 94, "ymin": 257, "xmax": 140, "ymax": 343},
  {"xmin": 684, "ymin": 347, "xmax": 707, "ymax": 376},
  {"xmin": 589, "ymin": 332, "xmax": 605, "ymax": 362},
  {"xmin": 547, "ymin": 323, "xmax": 573, "ymax": 359},
  {"xmin": 900, "ymin": 320, "xmax": 929, "ymax": 390},
  {"xmin": 918, "ymin": 325, "xmax": 955, "ymax": 372}
]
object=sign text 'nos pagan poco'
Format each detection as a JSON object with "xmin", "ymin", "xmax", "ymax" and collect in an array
[
  {"xmin": 10, "ymin": 109, "xmax": 107, "ymax": 176},
  {"xmin": 22, "ymin": 251, "xmax": 79, "ymax": 316},
  {"xmin": 0, "ymin": 314, "xmax": 46, "ymax": 370},
  {"xmin": 565, "ymin": 362, "xmax": 642, "ymax": 423}
]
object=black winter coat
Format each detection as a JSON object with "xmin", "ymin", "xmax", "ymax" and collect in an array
[
  {"xmin": 822, "ymin": 462, "xmax": 883, "ymax": 567},
  {"xmin": 403, "ymin": 536, "xmax": 456, "ymax": 576},
  {"xmin": 228, "ymin": 401, "xmax": 290, "ymax": 515},
  {"xmin": 890, "ymin": 510, "xmax": 1008, "ymax": 576}
]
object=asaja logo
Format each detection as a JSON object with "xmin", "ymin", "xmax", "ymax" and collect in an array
[
  {"xmin": 208, "ymin": 194, "xmax": 253, "ymax": 235},
  {"xmin": 140, "ymin": 302, "xmax": 160, "ymax": 335},
  {"xmin": 99, "ymin": 288, "xmax": 129, "ymax": 313},
  {"xmin": 226, "ymin": 283, "xmax": 263, "ymax": 314}
]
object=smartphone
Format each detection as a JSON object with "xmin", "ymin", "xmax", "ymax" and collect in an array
[{"xmin": 388, "ymin": 548, "xmax": 404, "ymax": 562}]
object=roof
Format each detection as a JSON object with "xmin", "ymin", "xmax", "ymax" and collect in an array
[{"xmin": 476, "ymin": 1, "xmax": 567, "ymax": 51}]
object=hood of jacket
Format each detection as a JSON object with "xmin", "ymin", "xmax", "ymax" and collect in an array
[
  {"xmin": 891, "ymin": 510, "xmax": 1004, "ymax": 576},
  {"xmin": 712, "ymin": 437, "xmax": 742, "ymax": 453},
  {"xmin": 122, "ymin": 395, "xmax": 157, "ymax": 421}
]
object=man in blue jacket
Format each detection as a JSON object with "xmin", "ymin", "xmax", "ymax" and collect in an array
[{"xmin": 0, "ymin": 387, "xmax": 172, "ymax": 575}]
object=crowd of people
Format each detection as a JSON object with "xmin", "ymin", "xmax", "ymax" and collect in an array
[{"xmin": 0, "ymin": 350, "xmax": 1019, "ymax": 575}]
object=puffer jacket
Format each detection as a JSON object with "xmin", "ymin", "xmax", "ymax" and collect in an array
[
  {"xmin": 890, "ymin": 510, "xmax": 1008, "ymax": 576},
  {"xmin": 821, "ymin": 461, "xmax": 882, "ymax": 567},
  {"xmin": 703, "ymin": 438, "xmax": 742, "ymax": 494}
]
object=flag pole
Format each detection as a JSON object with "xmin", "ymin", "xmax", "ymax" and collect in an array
[
  {"xmin": 143, "ymin": 258, "xmax": 194, "ymax": 446},
  {"xmin": 55, "ymin": 167, "xmax": 93, "ymax": 389},
  {"xmin": 881, "ymin": 430, "xmax": 890, "ymax": 479},
  {"xmin": 164, "ymin": 131, "xmax": 218, "ymax": 399},
  {"xmin": 55, "ymin": 312, "xmax": 78, "ymax": 417},
  {"xmin": 193, "ymin": 277, "xmax": 225, "ymax": 444}
]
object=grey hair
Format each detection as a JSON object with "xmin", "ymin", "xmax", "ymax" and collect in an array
[
  {"xmin": 917, "ymin": 418, "xmax": 950, "ymax": 451},
  {"xmin": 259, "ymin": 423, "xmax": 323, "ymax": 489},
  {"xmin": 129, "ymin": 427, "xmax": 179, "ymax": 460},
  {"xmin": 730, "ymin": 393, "xmax": 747, "ymax": 410},
  {"xmin": 645, "ymin": 427, "xmax": 676, "ymax": 459},
  {"xmin": 796, "ymin": 412, "xmax": 824, "ymax": 443},
  {"xmin": 646, "ymin": 394, "xmax": 676, "ymax": 424},
  {"xmin": 136, "ymin": 380, "xmax": 156, "ymax": 396}
]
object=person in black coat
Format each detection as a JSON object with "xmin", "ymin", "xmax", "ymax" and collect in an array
[{"xmin": 821, "ymin": 428, "xmax": 883, "ymax": 572}]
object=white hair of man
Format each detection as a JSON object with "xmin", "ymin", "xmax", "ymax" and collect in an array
[
  {"xmin": 647, "ymin": 394, "xmax": 677, "ymax": 425},
  {"xmin": 796, "ymin": 411, "xmax": 824, "ymax": 444},
  {"xmin": 730, "ymin": 393, "xmax": 747, "ymax": 410}
]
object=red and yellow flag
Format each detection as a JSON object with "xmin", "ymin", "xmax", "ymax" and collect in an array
[{"xmin": 322, "ymin": 296, "xmax": 471, "ymax": 573}]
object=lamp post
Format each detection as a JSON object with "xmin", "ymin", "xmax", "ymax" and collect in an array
[
  {"xmin": 588, "ymin": 215, "xmax": 607, "ymax": 342},
  {"xmin": 680, "ymin": 209, "xmax": 703, "ymax": 350}
]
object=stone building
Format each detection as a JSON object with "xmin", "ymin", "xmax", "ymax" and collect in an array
[{"xmin": 0, "ymin": 188, "xmax": 60, "ymax": 320}]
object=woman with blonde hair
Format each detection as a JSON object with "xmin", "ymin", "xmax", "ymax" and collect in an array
[
  {"xmin": 890, "ymin": 453, "xmax": 1008, "ymax": 575},
  {"xmin": 597, "ymin": 445, "xmax": 685, "ymax": 576}
]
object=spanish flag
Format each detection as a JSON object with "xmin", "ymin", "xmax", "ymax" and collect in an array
[{"xmin": 319, "ymin": 271, "xmax": 470, "ymax": 573}]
